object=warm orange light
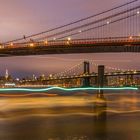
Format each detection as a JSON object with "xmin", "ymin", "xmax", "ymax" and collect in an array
[
  {"xmin": 129, "ymin": 36, "xmax": 133, "ymax": 40},
  {"xmin": 29, "ymin": 43, "xmax": 34, "ymax": 47},
  {"xmin": 44, "ymin": 40, "xmax": 48, "ymax": 45},
  {"xmin": 10, "ymin": 43, "xmax": 14, "ymax": 46},
  {"xmin": 67, "ymin": 37, "xmax": 71, "ymax": 41},
  {"xmin": 66, "ymin": 41, "xmax": 70, "ymax": 45}
]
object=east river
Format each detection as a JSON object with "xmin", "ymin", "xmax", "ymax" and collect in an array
[{"xmin": 0, "ymin": 91, "xmax": 139, "ymax": 140}]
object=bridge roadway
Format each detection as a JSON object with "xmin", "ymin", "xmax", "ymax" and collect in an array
[
  {"xmin": 0, "ymin": 40, "xmax": 140, "ymax": 56},
  {"xmin": 25, "ymin": 71, "xmax": 140, "ymax": 82}
]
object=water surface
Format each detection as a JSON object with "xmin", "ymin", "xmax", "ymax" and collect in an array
[{"xmin": 0, "ymin": 92, "xmax": 139, "ymax": 140}]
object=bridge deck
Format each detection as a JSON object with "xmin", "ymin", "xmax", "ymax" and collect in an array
[{"xmin": 0, "ymin": 41, "xmax": 140, "ymax": 56}]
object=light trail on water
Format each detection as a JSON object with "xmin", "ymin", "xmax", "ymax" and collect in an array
[{"xmin": 0, "ymin": 87, "xmax": 138, "ymax": 92}]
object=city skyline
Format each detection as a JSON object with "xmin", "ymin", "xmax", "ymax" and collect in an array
[{"xmin": 0, "ymin": 53, "xmax": 139, "ymax": 78}]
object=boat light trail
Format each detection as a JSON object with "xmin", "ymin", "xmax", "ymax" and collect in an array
[{"xmin": 0, "ymin": 87, "xmax": 138, "ymax": 92}]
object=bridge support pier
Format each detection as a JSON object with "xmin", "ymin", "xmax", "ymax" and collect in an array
[
  {"xmin": 82, "ymin": 61, "xmax": 90, "ymax": 87},
  {"xmin": 83, "ymin": 77, "xmax": 90, "ymax": 87},
  {"xmin": 97, "ymin": 65, "xmax": 105, "ymax": 99}
]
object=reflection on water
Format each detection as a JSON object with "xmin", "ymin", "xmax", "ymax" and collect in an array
[{"xmin": 0, "ymin": 92, "xmax": 140, "ymax": 140}]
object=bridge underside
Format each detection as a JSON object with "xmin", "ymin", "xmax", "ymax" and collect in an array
[{"xmin": 0, "ymin": 42, "xmax": 140, "ymax": 57}]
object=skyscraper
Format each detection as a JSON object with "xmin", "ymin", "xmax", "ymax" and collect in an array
[{"xmin": 5, "ymin": 69, "xmax": 9, "ymax": 80}]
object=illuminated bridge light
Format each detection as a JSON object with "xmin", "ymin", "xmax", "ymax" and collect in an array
[
  {"xmin": 44, "ymin": 40, "xmax": 48, "ymax": 45},
  {"xmin": 107, "ymin": 21, "xmax": 110, "ymax": 24},
  {"xmin": 129, "ymin": 36, "xmax": 133, "ymax": 40},
  {"xmin": 134, "ymin": 71, "xmax": 137, "ymax": 74},
  {"xmin": 67, "ymin": 37, "xmax": 71, "ymax": 41},
  {"xmin": 0, "ymin": 45, "xmax": 3, "ymax": 49},
  {"xmin": 66, "ymin": 41, "xmax": 70, "ymax": 45},
  {"xmin": 10, "ymin": 43, "xmax": 14, "ymax": 47},
  {"xmin": 137, "ymin": 11, "xmax": 140, "ymax": 14},
  {"xmin": 0, "ymin": 87, "xmax": 138, "ymax": 92},
  {"xmin": 29, "ymin": 43, "xmax": 34, "ymax": 47}
]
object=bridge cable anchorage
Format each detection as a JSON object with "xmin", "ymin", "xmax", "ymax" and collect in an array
[{"xmin": 3, "ymin": 0, "xmax": 139, "ymax": 44}]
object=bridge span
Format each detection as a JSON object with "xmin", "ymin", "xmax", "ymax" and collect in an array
[
  {"xmin": 0, "ymin": 39, "xmax": 140, "ymax": 57},
  {"xmin": 1, "ymin": 0, "xmax": 140, "ymax": 56}
]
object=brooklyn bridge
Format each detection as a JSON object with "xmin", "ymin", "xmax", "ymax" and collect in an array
[{"xmin": 0, "ymin": 0, "xmax": 140, "ymax": 56}]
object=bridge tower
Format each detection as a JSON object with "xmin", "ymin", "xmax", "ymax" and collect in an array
[
  {"xmin": 82, "ymin": 61, "xmax": 90, "ymax": 87},
  {"xmin": 97, "ymin": 65, "xmax": 105, "ymax": 98}
]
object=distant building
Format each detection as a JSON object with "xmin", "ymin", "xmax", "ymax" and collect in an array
[{"xmin": 5, "ymin": 69, "xmax": 9, "ymax": 80}]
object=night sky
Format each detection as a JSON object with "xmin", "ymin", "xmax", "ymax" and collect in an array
[{"xmin": 0, "ymin": 0, "xmax": 139, "ymax": 78}]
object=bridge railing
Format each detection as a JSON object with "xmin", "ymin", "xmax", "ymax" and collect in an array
[{"xmin": 1, "ymin": 36, "xmax": 140, "ymax": 49}]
